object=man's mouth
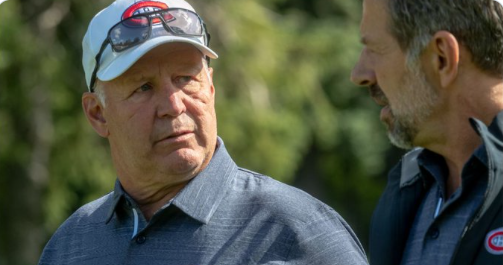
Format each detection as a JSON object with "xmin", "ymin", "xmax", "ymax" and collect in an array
[
  {"xmin": 380, "ymin": 105, "xmax": 392, "ymax": 121},
  {"xmin": 155, "ymin": 130, "xmax": 194, "ymax": 145},
  {"xmin": 368, "ymin": 84, "xmax": 393, "ymax": 122},
  {"xmin": 369, "ymin": 84, "xmax": 389, "ymax": 107},
  {"xmin": 170, "ymin": 130, "xmax": 192, "ymax": 138}
]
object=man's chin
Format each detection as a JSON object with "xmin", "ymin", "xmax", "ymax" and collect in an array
[
  {"xmin": 386, "ymin": 121, "xmax": 415, "ymax": 150},
  {"xmin": 157, "ymin": 149, "xmax": 202, "ymax": 174}
]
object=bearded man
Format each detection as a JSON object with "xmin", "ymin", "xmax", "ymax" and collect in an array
[{"xmin": 351, "ymin": 0, "xmax": 503, "ymax": 264}]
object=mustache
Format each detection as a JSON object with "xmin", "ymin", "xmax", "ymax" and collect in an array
[{"xmin": 368, "ymin": 84, "xmax": 389, "ymax": 105}]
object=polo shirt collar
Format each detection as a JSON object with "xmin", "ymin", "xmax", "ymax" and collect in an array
[
  {"xmin": 171, "ymin": 137, "xmax": 237, "ymax": 224},
  {"xmin": 105, "ymin": 180, "xmax": 126, "ymax": 224},
  {"xmin": 417, "ymin": 150, "xmax": 447, "ymax": 193},
  {"xmin": 106, "ymin": 137, "xmax": 238, "ymax": 224}
]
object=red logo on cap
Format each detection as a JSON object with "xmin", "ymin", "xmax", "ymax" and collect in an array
[
  {"xmin": 485, "ymin": 228, "xmax": 503, "ymax": 255},
  {"xmin": 123, "ymin": 1, "xmax": 169, "ymax": 24}
]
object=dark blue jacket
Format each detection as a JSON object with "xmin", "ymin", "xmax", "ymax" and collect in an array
[{"xmin": 369, "ymin": 111, "xmax": 503, "ymax": 265}]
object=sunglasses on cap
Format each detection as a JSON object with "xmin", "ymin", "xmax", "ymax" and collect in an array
[{"xmin": 89, "ymin": 8, "xmax": 210, "ymax": 92}]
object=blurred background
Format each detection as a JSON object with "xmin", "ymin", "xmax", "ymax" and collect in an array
[{"xmin": 0, "ymin": 0, "xmax": 406, "ymax": 264}]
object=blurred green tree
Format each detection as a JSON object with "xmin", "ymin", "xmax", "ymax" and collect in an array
[{"xmin": 0, "ymin": 0, "xmax": 403, "ymax": 264}]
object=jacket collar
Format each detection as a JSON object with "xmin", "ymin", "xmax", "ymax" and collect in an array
[
  {"xmin": 399, "ymin": 111, "xmax": 503, "ymax": 192},
  {"xmin": 106, "ymin": 137, "xmax": 238, "ymax": 224},
  {"xmin": 468, "ymin": 111, "xmax": 503, "ymax": 222}
]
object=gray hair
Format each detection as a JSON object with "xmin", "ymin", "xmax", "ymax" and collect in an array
[
  {"xmin": 387, "ymin": 0, "xmax": 503, "ymax": 77},
  {"xmin": 94, "ymin": 81, "xmax": 107, "ymax": 107}
]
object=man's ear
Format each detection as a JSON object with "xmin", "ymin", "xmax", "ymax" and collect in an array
[
  {"xmin": 428, "ymin": 31, "xmax": 460, "ymax": 88},
  {"xmin": 208, "ymin": 67, "xmax": 215, "ymax": 95},
  {"xmin": 82, "ymin": 92, "xmax": 109, "ymax": 138}
]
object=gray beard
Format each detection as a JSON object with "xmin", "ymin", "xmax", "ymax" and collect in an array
[
  {"xmin": 385, "ymin": 64, "xmax": 439, "ymax": 150},
  {"xmin": 387, "ymin": 117, "xmax": 417, "ymax": 150}
]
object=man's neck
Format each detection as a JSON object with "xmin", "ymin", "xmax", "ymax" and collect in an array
[
  {"xmin": 123, "ymin": 179, "xmax": 190, "ymax": 221},
  {"xmin": 113, "ymin": 166, "xmax": 194, "ymax": 221},
  {"xmin": 423, "ymin": 122, "xmax": 481, "ymax": 197},
  {"xmin": 136, "ymin": 183, "xmax": 187, "ymax": 220},
  {"xmin": 417, "ymin": 77, "xmax": 503, "ymax": 197}
]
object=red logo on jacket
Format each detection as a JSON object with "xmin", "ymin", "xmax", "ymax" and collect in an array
[{"xmin": 485, "ymin": 228, "xmax": 503, "ymax": 255}]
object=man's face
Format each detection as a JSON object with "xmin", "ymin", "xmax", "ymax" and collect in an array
[
  {"xmin": 350, "ymin": 0, "xmax": 438, "ymax": 149},
  {"xmin": 98, "ymin": 43, "xmax": 217, "ymax": 185}
]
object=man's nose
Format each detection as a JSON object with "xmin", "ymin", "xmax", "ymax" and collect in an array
[
  {"xmin": 157, "ymin": 86, "xmax": 186, "ymax": 118},
  {"xmin": 350, "ymin": 51, "xmax": 376, "ymax": 87}
]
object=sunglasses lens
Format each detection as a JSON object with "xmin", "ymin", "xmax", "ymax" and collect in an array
[
  {"xmin": 161, "ymin": 9, "xmax": 202, "ymax": 35},
  {"xmin": 110, "ymin": 16, "xmax": 149, "ymax": 51},
  {"xmin": 107, "ymin": 9, "xmax": 204, "ymax": 52}
]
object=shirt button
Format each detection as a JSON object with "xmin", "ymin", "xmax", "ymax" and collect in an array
[
  {"xmin": 429, "ymin": 227, "xmax": 440, "ymax": 239},
  {"xmin": 136, "ymin": 235, "xmax": 146, "ymax": 244}
]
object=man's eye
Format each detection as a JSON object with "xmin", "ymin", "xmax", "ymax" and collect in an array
[
  {"xmin": 175, "ymin": 76, "xmax": 193, "ymax": 85},
  {"xmin": 136, "ymin": 83, "xmax": 153, "ymax": 92}
]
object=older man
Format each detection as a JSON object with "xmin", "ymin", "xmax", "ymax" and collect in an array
[
  {"xmin": 351, "ymin": 0, "xmax": 503, "ymax": 265},
  {"xmin": 38, "ymin": 0, "xmax": 368, "ymax": 264}
]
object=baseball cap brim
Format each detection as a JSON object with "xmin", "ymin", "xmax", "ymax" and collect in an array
[{"xmin": 97, "ymin": 36, "xmax": 218, "ymax": 82}]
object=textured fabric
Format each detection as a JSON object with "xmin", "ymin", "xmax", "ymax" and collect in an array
[
  {"xmin": 400, "ymin": 150, "xmax": 487, "ymax": 265},
  {"xmin": 369, "ymin": 111, "xmax": 503, "ymax": 265},
  {"xmin": 39, "ymin": 138, "xmax": 368, "ymax": 265}
]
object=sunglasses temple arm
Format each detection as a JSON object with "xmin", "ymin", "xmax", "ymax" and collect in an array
[
  {"xmin": 158, "ymin": 15, "xmax": 177, "ymax": 36},
  {"xmin": 89, "ymin": 39, "xmax": 110, "ymax": 92},
  {"xmin": 203, "ymin": 22, "xmax": 211, "ymax": 66}
]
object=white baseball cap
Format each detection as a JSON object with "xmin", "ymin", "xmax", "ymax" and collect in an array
[{"xmin": 82, "ymin": 0, "xmax": 218, "ymax": 91}]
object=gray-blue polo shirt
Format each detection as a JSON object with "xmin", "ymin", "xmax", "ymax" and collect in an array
[
  {"xmin": 39, "ymin": 138, "xmax": 368, "ymax": 265},
  {"xmin": 401, "ymin": 147, "xmax": 488, "ymax": 265}
]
